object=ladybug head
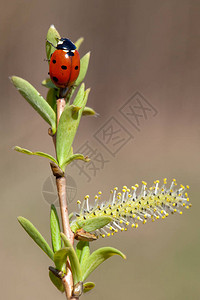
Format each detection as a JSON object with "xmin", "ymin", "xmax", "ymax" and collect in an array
[{"xmin": 57, "ymin": 38, "xmax": 76, "ymax": 52}]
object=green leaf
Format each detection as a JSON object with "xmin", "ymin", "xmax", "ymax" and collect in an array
[
  {"xmin": 66, "ymin": 53, "xmax": 90, "ymax": 103},
  {"xmin": 46, "ymin": 88, "xmax": 57, "ymax": 112},
  {"xmin": 76, "ymin": 241, "xmax": 90, "ymax": 269},
  {"xmin": 75, "ymin": 37, "xmax": 84, "ymax": 50},
  {"xmin": 42, "ymin": 78, "xmax": 57, "ymax": 89},
  {"xmin": 82, "ymin": 107, "xmax": 96, "ymax": 116},
  {"xmin": 17, "ymin": 216, "xmax": 54, "ymax": 261},
  {"xmin": 54, "ymin": 247, "xmax": 69, "ymax": 272},
  {"xmin": 14, "ymin": 146, "xmax": 58, "ymax": 164},
  {"xmin": 81, "ymin": 247, "xmax": 126, "ymax": 281},
  {"xmin": 72, "ymin": 84, "xmax": 85, "ymax": 107},
  {"xmin": 62, "ymin": 153, "xmax": 90, "ymax": 167},
  {"xmin": 10, "ymin": 76, "xmax": 56, "ymax": 133},
  {"xmin": 69, "ymin": 212, "xmax": 74, "ymax": 221},
  {"xmin": 77, "ymin": 216, "xmax": 113, "ymax": 232},
  {"xmin": 70, "ymin": 221, "xmax": 79, "ymax": 234},
  {"xmin": 83, "ymin": 282, "xmax": 95, "ymax": 293},
  {"xmin": 61, "ymin": 233, "xmax": 82, "ymax": 284},
  {"xmin": 46, "ymin": 25, "xmax": 60, "ymax": 62},
  {"xmin": 56, "ymin": 84, "xmax": 90, "ymax": 170},
  {"xmin": 76, "ymin": 242, "xmax": 82, "ymax": 262},
  {"xmin": 75, "ymin": 52, "xmax": 90, "ymax": 87},
  {"xmin": 49, "ymin": 270, "xmax": 64, "ymax": 293},
  {"xmin": 50, "ymin": 205, "xmax": 62, "ymax": 252}
]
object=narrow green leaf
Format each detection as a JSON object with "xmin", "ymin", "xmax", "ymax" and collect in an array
[
  {"xmin": 71, "ymin": 84, "xmax": 85, "ymax": 107},
  {"xmin": 75, "ymin": 52, "xmax": 90, "ymax": 87},
  {"xmin": 76, "ymin": 241, "xmax": 90, "ymax": 269},
  {"xmin": 56, "ymin": 105, "xmax": 80, "ymax": 168},
  {"xmin": 50, "ymin": 205, "xmax": 62, "ymax": 252},
  {"xmin": 46, "ymin": 25, "xmax": 60, "ymax": 62},
  {"xmin": 82, "ymin": 107, "xmax": 96, "ymax": 116},
  {"xmin": 54, "ymin": 247, "xmax": 69, "ymax": 272},
  {"xmin": 83, "ymin": 282, "xmax": 95, "ymax": 293},
  {"xmin": 76, "ymin": 242, "xmax": 82, "ymax": 262},
  {"xmin": 56, "ymin": 84, "xmax": 90, "ymax": 170},
  {"xmin": 70, "ymin": 220, "xmax": 79, "ymax": 234},
  {"xmin": 42, "ymin": 78, "xmax": 57, "ymax": 89},
  {"xmin": 75, "ymin": 37, "xmax": 84, "ymax": 50},
  {"xmin": 46, "ymin": 88, "xmax": 57, "ymax": 112},
  {"xmin": 83, "ymin": 88, "xmax": 90, "ymax": 105},
  {"xmin": 14, "ymin": 146, "xmax": 58, "ymax": 164},
  {"xmin": 49, "ymin": 270, "xmax": 64, "ymax": 293},
  {"xmin": 11, "ymin": 76, "xmax": 56, "ymax": 133},
  {"xmin": 17, "ymin": 216, "xmax": 54, "ymax": 261},
  {"xmin": 69, "ymin": 212, "xmax": 74, "ymax": 221},
  {"xmin": 66, "ymin": 53, "xmax": 90, "ymax": 103},
  {"xmin": 81, "ymin": 247, "xmax": 126, "ymax": 281},
  {"xmin": 62, "ymin": 153, "xmax": 90, "ymax": 167},
  {"xmin": 77, "ymin": 216, "xmax": 113, "ymax": 232},
  {"xmin": 61, "ymin": 233, "xmax": 82, "ymax": 284}
]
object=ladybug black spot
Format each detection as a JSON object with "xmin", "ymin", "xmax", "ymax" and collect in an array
[
  {"xmin": 52, "ymin": 59, "xmax": 56, "ymax": 64},
  {"xmin": 75, "ymin": 66, "xmax": 79, "ymax": 70},
  {"xmin": 53, "ymin": 77, "xmax": 58, "ymax": 82},
  {"xmin": 61, "ymin": 65, "xmax": 67, "ymax": 70}
]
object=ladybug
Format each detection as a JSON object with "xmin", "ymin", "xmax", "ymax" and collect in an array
[{"xmin": 48, "ymin": 38, "xmax": 80, "ymax": 88}]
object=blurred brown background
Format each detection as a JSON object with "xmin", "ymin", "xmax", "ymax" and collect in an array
[{"xmin": 1, "ymin": 0, "xmax": 200, "ymax": 299}]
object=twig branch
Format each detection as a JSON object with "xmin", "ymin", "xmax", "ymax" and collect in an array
[
  {"xmin": 49, "ymin": 266, "xmax": 78, "ymax": 300},
  {"xmin": 51, "ymin": 96, "xmax": 77, "ymax": 300},
  {"xmin": 56, "ymin": 176, "xmax": 74, "ymax": 244},
  {"xmin": 56, "ymin": 98, "xmax": 66, "ymax": 126}
]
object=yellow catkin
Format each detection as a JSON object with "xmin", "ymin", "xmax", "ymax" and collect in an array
[{"xmin": 71, "ymin": 179, "xmax": 191, "ymax": 238}]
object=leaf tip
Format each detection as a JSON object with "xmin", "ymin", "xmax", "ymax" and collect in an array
[
  {"xmin": 50, "ymin": 203, "xmax": 55, "ymax": 210},
  {"xmin": 85, "ymin": 156, "xmax": 90, "ymax": 162},
  {"xmin": 17, "ymin": 216, "xmax": 24, "ymax": 223},
  {"xmin": 9, "ymin": 75, "xmax": 17, "ymax": 85},
  {"xmin": 85, "ymin": 88, "xmax": 91, "ymax": 96},
  {"xmin": 80, "ymin": 82, "xmax": 85, "ymax": 90},
  {"xmin": 122, "ymin": 253, "xmax": 126, "ymax": 260},
  {"xmin": 83, "ymin": 282, "xmax": 95, "ymax": 293}
]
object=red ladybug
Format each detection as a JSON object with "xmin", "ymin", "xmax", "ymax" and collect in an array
[{"xmin": 49, "ymin": 38, "xmax": 80, "ymax": 88}]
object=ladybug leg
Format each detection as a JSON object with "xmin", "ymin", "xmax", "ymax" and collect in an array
[
  {"xmin": 65, "ymin": 85, "xmax": 76, "ymax": 101},
  {"xmin": 59, "ymin": 87, "xmax": 68, "ymax": 98},
  {"xmin": 71, "ymin": 83, "xmax": 78, "ymax": 89},
  {"xmin": 55, "ymin": 89, "xmax": 60, "ymax": 100}
]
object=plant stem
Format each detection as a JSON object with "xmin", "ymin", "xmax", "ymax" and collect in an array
[
  {"xmin": 56, "ymin": 176, "xmax": 74, "ymax": 244},
  {"xmin": 56, "ymin": 98, "xmax": 66, "ymax": 126},
  {"xmin": 52, "ymin": 97, "xmax": 77, "ymax": 300}
]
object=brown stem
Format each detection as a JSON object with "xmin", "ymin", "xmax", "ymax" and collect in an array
[
  {"xmin": 62, "ymin": 275, "xmax": 79, "ymax": 300},
  {"xmin": 57, "ymin": 98, "xmax": 66, "ymax": 126},
  {"xmin": 51, "ymin": 96, "xmax": 77, "ymax": 299},
  {"xmin": 56, "ymin": 176, "xmax": 74, "ymax": 244},
  {"xmin": 49, "ymin": 267, "xmax": 79, "ymax": 300}
]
